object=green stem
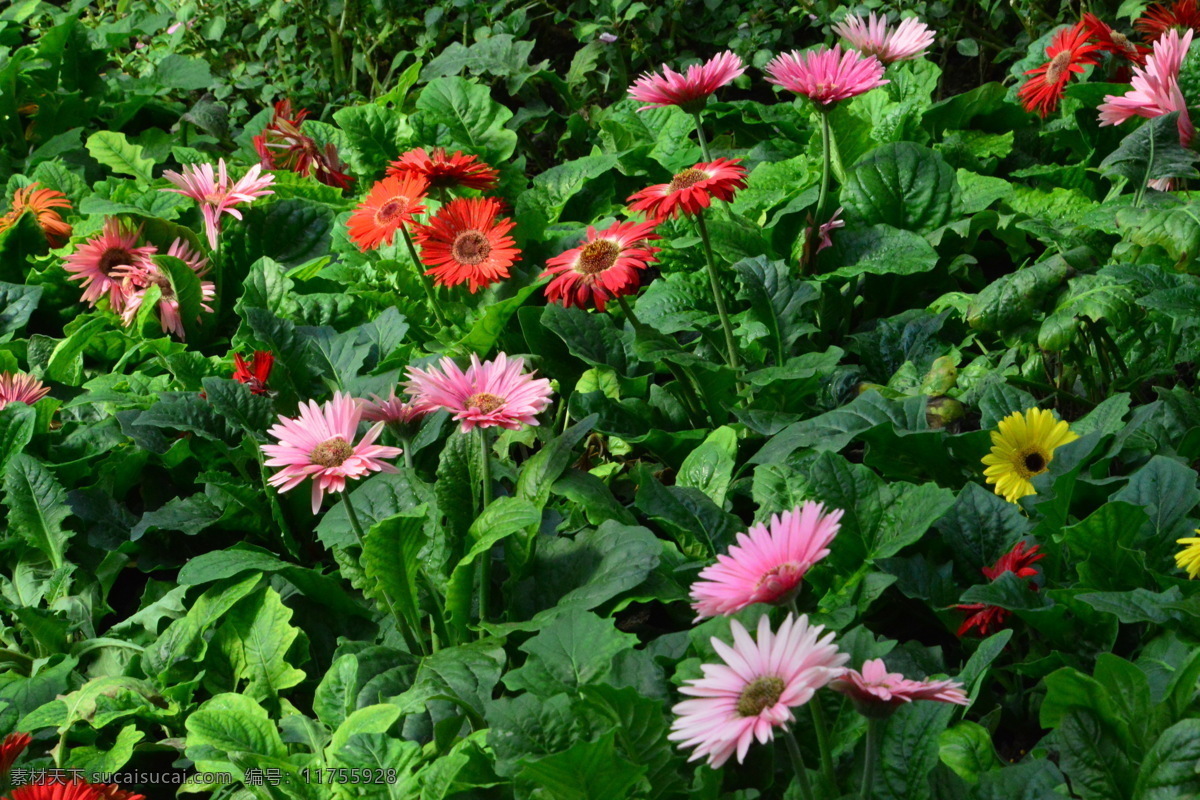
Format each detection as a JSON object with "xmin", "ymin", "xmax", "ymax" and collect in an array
[
  {"xmin": 810, "ymin": 699, "xmax": 837, "ymax": 794},
  {"xmin": 784, "ymin": 728, "xmax": 816, "ymax": 800},
  {"xmin": 695, "ymin": 211, "xmax": 740, "ymax": 371},
  {"xmin": 399, "ymin": 225, "xmax": 449, "ymax": 328},
  {"xmin": 691, "ymin": 111, "xmax": 712, "ymax": 162},
  {"xmin": 341, "ymin": 490, "xmax": 367, "ymax": 546},
  {"xmin": 477, "ymin": 427, "xmax": 493, "ymax": 625},
  {"xmin": 615, "ymin": 293, "xmax": 641, "ymax": 328},
  {"xmin": 400, "ymin": 435, "xmax": 414, "ymax": 469},
  {"xmin": 816, "ymin": 110, "xmax": 833, "ymax": 224},
  {"xmin": 860, "ymin": 717, "xmax": 882, "ymax": 800}
]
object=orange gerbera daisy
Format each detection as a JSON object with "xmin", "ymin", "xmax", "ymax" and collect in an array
[
  {"xmin": 627, "ymin": 158, "xmax": 747, "ymax": 221},
  {"xmin": 346, "ymin": 174, "xmax": 429, "ymax": 251},
  {"xmin": 0, "ymin": 183, "xmax": 72, "ymax": 246},
  {"xmin": 386, "ymin": 147, "xmax": 499, "ymax": 191},
  {"xmin": 413, "ymin": 197, "xmax": 519, "ymax": 293},
  {"xmin": 1136, "ymin": 0, "xmax": 1200, "ymax": 42},
  {"xmin": 1018, "ymin": 22, "xmax": 1104, "ymax": 117}
]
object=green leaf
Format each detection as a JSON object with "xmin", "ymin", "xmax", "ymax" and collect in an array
[
  {"xmin": 823, "ymin": 223, "xmax": 940, "ymax": 279},
  {"xmin": 1061, "ymin": 502, "xmax": 1149, "ymax": 591},
  {"xmin": 935, "ymin": 482, "xmax": 1032, "ymax": 571},
  {"xmin": 516, "ymin": 731, "xmax": 647, "ymax": 800},
  {"xmin": 966, "ymin": 256, "xmax": 1074, "ymax": 333},
  {"xmin": 676, "ymin": 426, "xmax": 737, "ymax": 507},
  {"xmin": 3, "ymin": 454, "xmax": 72, "ymax": 569},
  {"xmin": 415, "ymin": 77, "xmax": 517, "ymax": 165},
  {"xmin": 362, "ymin": 510, "xmax": 428, "ymax": 648},
  {"xmin": 332, "ymin": 104, "xmax": 413, "ymax": 178},
  {"xmin": 45, "ymin": 317, "xmax": 109, "ymax": 386},
  {"xmin": 153, "ymin": 53, "xmax": 214, "ymax": 90},
  {"xmin": 1037, "ymin": 275, "xmax": 1137, "ymax": 352},
  {"xmin": 0, "ymin": 403, "xmax": 35, "ymax": 473},
  {"xmin": 227, "ymin": 198, "xmax": 336, "ymax": 269},
  {"xmin": 1112, "ymin": 456, "xmax": 1200, "ymax": 546},
  {"xmin": 200, "ymin": 378, "xmax": 274, "ymax": 436},
  {"xmin": 939, "ymin": 721, "xmax": 1000, "ymax": 783},
  {"xmin": 85, "ymin": 131, "xmax": 154, "ymax": 183},
  {"xmin": 1100, "ymin": 112, "xmax": 1199, "ymax": 185},
  {"xmin": 208, "ymin": 586, "xmax": 309, "ymax": 702},
  {"xmin": 874, "ymin": 701, "xmax": 956, "ymax": 800},
  {"xmin": 841, "ymin": 142, "xmax": 962, "ymax": 233},
  {"xmin": 1133, "ymin": 720, "xmax": 1200, "ymax": 800},
  {"xmin": 1117, "ymin": 202, "xmax": 1200, "ymax": 269},
  {"xmin": 185, "ymin": 692, "xmax": 287, "ymax": 761},
  {"xmin": 633, "ymin": 463, "xmax": 740, "ymax": 558},
  {"xmin": 503, "ymin": 611, "xmax": 638, "ymax": 696},
  {"xmin": 515, "ymin": 415, "xmax": 597, "ymax": 510},
  {"xmin": 733, "ymin": 255, "xmax": 819, "ymax": 362},
  {"xmin": 0, "ymin": 281, "xmax": 42, "ymax": 338}
]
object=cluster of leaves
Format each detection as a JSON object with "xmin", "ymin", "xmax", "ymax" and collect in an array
[{"xmin": 3, "ymin": 2, "xmax": 1200, "ymax": 800}]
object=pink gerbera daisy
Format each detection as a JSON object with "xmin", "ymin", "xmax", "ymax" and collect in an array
[
  {"xmin": 690, "ymin": 502, "xmax": 842, "ymax": 620},
  {"xmin": 116, "ymin": 238, "xmax": 215, "ymax": 340},
  {"xmin": 541, "ymin": 219, "xmax": 661, "ymax": 311},
  {"xmin": 765, "ymin": 46, "xmax": 888, "ymax": 106},
  {"xmin": 262, "ymin": 391, "xmax": 403, "ymax": 513},
  {"xmin": 830, "ymin": 659, "xmax": 968, "ymax": 718},
  {"xmin": 0, "ymin": 372, "xmax": 50, "ymax": 410},
  {"xmin": 161, "ymin": 159, "xmax": 275, "ymax": 249},
  {"xmin": 627, "ymin": 158, "xmax": 747, "ymax": 221},
  {"xmin": 628, "ymin": 51, "xmax": 747, "ymax": 112},
  {"xmin": 62, "ymin": 217, "xmax": 158, "ymax": 312},
  {"xmin": 669, "ymin": 613, "xmax": 847, "ymax": 768},
  {"xmin": 359, "ymin": 391, "xmax": 426, "ymax": 426},
  {"xmin": 832, "ymin": 12, "xmax": 936, "ymax": 64},
  {"xmin": 816, "ymin": 206, "xmax": 845, "ymax": 252},
  {"xmin": 1099, "ymin": 28, "xmax": 1194, "ymax": 146},
  {"xmin": 404, "ymin": 353, "xmax": 553, "ymax": 434}
]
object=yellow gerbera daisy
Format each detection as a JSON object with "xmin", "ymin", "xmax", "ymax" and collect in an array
[
  {"xmin": 981, "ymin": 408, "xmax": 1079, "ymax": 504},
  {"xmin": 1176, "ymin": 533, "xmax": 1200, "ymax": 579}
]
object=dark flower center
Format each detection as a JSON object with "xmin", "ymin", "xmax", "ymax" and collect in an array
[
  {"xmin": 736, "ymin": 676, "xmax": 786, "ymax": 717},
  {"xmin": 98, "ymin": 247, "xmax": 135, "ymax": 277},
  {"xmin": 465, "ymin": 392, "xmax": 505, "ymax": 414},
  {"xmin": 311, "ymin": 438, "xmax": 354, "ymax": 467},
  {"xmin": 668, "ymin": 168, "xmax": 710, "ymax": 193},
  {"xmin": 1023, "ymin": 452, "xmax": 1046, "ymax": 473},
  {"xmin": 1045, "ymin": 51, "xmax": 1073, "ymax": 85},
  {"xmin": 452, "ymin": 231, "xmax": 491, "ymax": 265},
  {"xmin": 376, "ymin": 199, "xmax": 407, "ymax": 225},
  {"xmin": 576, "ymin": 239, "xmax": 620, "ymax": 275}
]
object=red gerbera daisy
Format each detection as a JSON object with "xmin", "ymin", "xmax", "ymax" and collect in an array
[
  {"xmin": 957, "ymin": 541, "xmax": 1046, "ymax": 637},
  {"xmin": 7, "ymin": 782, "xmax": 102, "ymax": 800},
  {"xmin": 387, "ymin": 147, "xmax": 499, "ymax": 192},
  {"xmin": 1083, "ymin": 12, "xmax": 1150, "ymax": 64},
  {"xmin": 1136, "ymin": 0, "xmax": 1200, "ymax": 42},
  {"xmin": 413, "ymin": 197, "xmax": 519, "ymax": 293},
  {"xmin": 1019, "ymin": 22, "xmax": 1104, "ymax": 117},
  {"xmin": 541, "ymin": 220, "xmax": 661, "ymax": 311},
  {"xmin": 91, "ymin": 784, "xmax": 146, "ymax": 800},
  {"xmin": 232, "ymin": 350, "xmax": 275, "ymax": 395},
  {"xmin": 0, "ymin": 183, "xmax": 72, "ymax": 247},
  {"xmin": 346, "ymin": 174, "xmax": 429, "ymax": 252},
  {"xmin": 627, "ymin": 158, "xmax": 747, "ymax": 221},
  {"xmin": 0, "ymin": 731, "xmax": 31, "ymax": 776}
]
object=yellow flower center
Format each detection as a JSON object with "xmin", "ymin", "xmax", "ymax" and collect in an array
[
  {"xmin": 1045, "ymin": 51, "xmax": 1073, "ymax": 85},
  {"xmin": 668, "ymin": 168, "xmax": 710, "ymax": 193},
  {"xmin": 452, "ymin": 231, "xmax": 491, "ymax": 265},
  {"xmin": 311, "ymin": 438, "xmax": 354, "ymax": 467},
  {"xmin": 737, "ymin": 676, "xmax": 785, "ymax": 717},
  {"xmin": 465, "ymin": 392, "xmax": 504, "ymax": 414},
  {"xmin": 1014, "ymin": 446, "xmax": 1050, "ymax": 480},
  {"xmin": 576, "ymin": 239, "xmax": 620, "ymax": 275}
]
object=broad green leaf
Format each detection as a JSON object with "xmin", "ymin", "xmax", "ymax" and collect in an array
[
  {"xmin": 732, "ymin": 255, "xmax": 819, "ymax": 363},
  {"xmin": 1100, "ymin": 112, "xmax": 1199, "ymax": 185},
  {"xmin": 185, "ymin": 692, "xmax": 287, "ymax": 761},
  {"xmin": 1133, "ymin": 720, "xmax": 1200, "ymax": 800},
  {"xmin": 841, "ymin": 141, "xmax": 962, "ymax": 233},
  {"xmin": 45, "ymin": 317, "xmax": 109, "ymax": 386},
  {"xmin": 362, "ymin": 510, "xmax": 428, "ymax": 650},
  {"xmin": 515, "ymin": 415, "xmax": 597, "ymax": 510},
  {"xmin": 208, "ymin": 586, "xmax": 309, "ymax": 702},
  {"xmin": 415, "ymin": 77, "xmax": 517, "ymax": 165},
  {"xmin": 4, "ymin": 453, "xmax": 72, "ymax": 569},
  {"xmin": 0, "ymin": 281, "xmax": 42, "ymax": 337},
  {"xmin": 935, "ymin": 482, "xmax": 1032, "ymax": 571},
  {"xmin": 516, "ymin": 731, "xmax": 647, "ymax": 800},
  {"xmin": 966, "ymin": 256, "xmax": 1073, "ymax": 333},
  {"xmin": 1038, "ymin": 275, "xmax": 1136, "ymax": 352},
  {"xmin": 503, "ymin": 611, "xmax": 638, "ymax": 696},
  {"xmin": 939, "ymin": 721, "xmax": 999, "ymax": 783},
  {"xmin": 822, "ymin": 223, "xmax": 940, "ymax": 279},
  {"xmin": 1117, "ymin": 202, "xmax": 1200, "ymax": 269},
  {"xmin": 85, "ymin": 131, "xmax": 154, "ymax": 183},
  {"xmin": 0, "ymin": 403, "xmax": 36, "ymax": 472},
  {"xmin": 676, "ymin": 426, "xmax": 737, "ymax": 506}
]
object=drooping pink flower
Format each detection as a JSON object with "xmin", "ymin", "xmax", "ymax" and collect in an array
[
  {"xmin": 816, "ymin": 207, "xmax": 845, "ymax": 252},
  {"xmin": 62, "ymin": 218, "xmax": 158, "ymax": 312},
  {"xmin": 161, "ymin": 159, "xmax": 275, "ymax": 249},
  {"xmin": 668, "ymin": 614, "xmax": 847, "ymax": 768},
  {"xmin": 832, "ymin": 12, "xmax": 936, "ymax": 64},
  {"xmin": 628, "ymin": 51, "xmax": 747, "ymax": 112},
  {"xmin": 689, "ymin": 502, "xmax": 842, "ymax": 620},
  {"xmin": 765, "ymin": 46, "xmax": 888, "ymax": 106},
  {"xmin": 262, "ymin": 391, "xmax": 403, "ymax": 513},
  {"xmin": 627, "ymin": 158, "xmax": 747, "ymax": 221},
  {"xmin": 0, "ymin": 372, "xmax": 50, "ymax": 410},
  {"xmin": 115, "ymin": 238, "xmax": 215, "ymax": 340},
  {"xmin": 1099, "ymin": 28, "xmax": 1194, "ymax": 146},
  {"xmin": 404, "ymin": 353, "xmax": 553, "ymax": 434},
  {"xmin": 359, "ymin": 391, "xmax": 426, "ymax": 426},
  {"xmin": 830, "ymin": 659, "xmax": 968, "ymax": 718},
  {"xmin": 541, "ymin": 219, "xmax": 661, "ymax": 311}
]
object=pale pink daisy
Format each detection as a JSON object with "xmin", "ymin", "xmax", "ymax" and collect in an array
[
  {"xmin": 161, "ymin": 159, "xmax": 275, "ymax": 249},
  {"xmin": 62, "ymin": 218, "xmax": 158, "ymax": 312},
  {"xmin": 359, "ymin": 391, "xmax": 426, "ymax": 426},
  {"xmin": 262, "ymin": 391, "xmax": 403, "ymax": 513},
  {"xmin": 765, "ymin": 46, "xmax": 888, "ymax": 106},
  {"xmin": 115, "ymin": 238, "xmax": 215, "ymax": 340},
  {"xmin": 669, "ymin": 614, "xmax": 847, "ymax": 768},
  {"xmin": 0, "ymin": 372, "xmax": 50, "ymax": 410},
  {"xmin": 816, "ymin": 207, "xmax": 845, "ymax": 252},
  {"xmin": 628, "ymin": 51, "xmax": 747, "ymax": 112},
  {"xmin": 832, "ymin": 12, "xmax": 935, "ymax": 64},
  {"xmin": 405, "ymin": 353, "xmax": 553, "ymax": 434},
  {"xmin": 690, "ymin": 502, "xmax": 842, "ymax": 620},
  {"xmin": 1099, "ymin": 28, "xmax": 1195, "ymax": 147},
  {"xmin": 830, "ymin": 659, "xmax": 968, "ymax": 718}
]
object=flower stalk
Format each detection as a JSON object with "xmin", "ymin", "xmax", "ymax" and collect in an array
[
  {"xmin": 695, "ymin": 211, "xmax": 740, "ymax": 370},
  {"xmin": 399, "ymin": 224, "xmax": 449, "ymax": 327}
]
